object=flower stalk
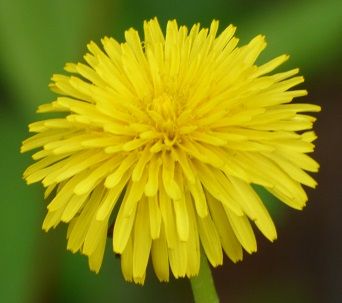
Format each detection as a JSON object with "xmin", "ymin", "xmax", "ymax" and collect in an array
[{"xmin": 190, "ymin": 254, "xmax": 219, "ymax": 303}]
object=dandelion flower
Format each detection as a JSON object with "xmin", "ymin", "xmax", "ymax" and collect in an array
[{"xmin": 21, "ymin": 18, "xmax": 320, "ymax": 284}]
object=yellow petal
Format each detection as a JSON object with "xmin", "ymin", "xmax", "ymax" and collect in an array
[
  {"xmin": 121, "ymin": 170, "xmax": 147, "ymax": 217},
  {"xmin": 96, "ymin": 172, "xmax": 130, "ymax": 221},
  {"xmin": 121, "ymin": 235, "xmax": 133, "ymax": 282},
  {"xmin": 105, "ymin": 153, "xmax": 137, "ymax": 188},
  {"xmin": 133, "ymin": 197, "xmax": 152, "ymax": 279},
  {"xmin": 159, "ymin": 181, "xmax": 177, "ymax": 249},
  {"xmin": 148, "ymin": 195, "xmax": 162, "ymax": 239},
  {"xmin": 113, "ymin": 185, "xmax": 138, "ymax": 254},
  {"xmin": 197, "ymin": 213, "xmax": 223, "ymax": 267},
  {"xmin": 229, "ymin": 177, "xmax": 277, "ymax": 242},
  {"xmin": 151, "ymin": 226, "xmax": 169, "ymax": 282},
  {"xmin": 194, "ymin": 161, "xmax": 243, "ymax": 216},
  {"xmin": 84, "ymin": 218, "xmax": 108, "ymax": 260},
  {"xmin": 67, "ymin": 186, "xmax": 105, "ymax": 252},
  {"xmin": 206, "ymin": 192, "xmax": 243, "ymax": 262},
  {"xmin": 144, "ymin": 156, "xmax": 161, "ymax": 196},
  {"xmin": 187, "ymin": 177, "xmax": 208, "ymax": 218},
  {"xmin": 226, "ymin": 210, "xmax": 257, "ymax": 254},
  {"xmin": 61, "ymin": 192, "xmax": 89, "ymax": 222},
  {"xmin": 132, "ymin": 144, "xmax": 153, "ymax": 181},
  {"xmin": 169, "ymin": 239, "xmax": 188, "ymax": 278},
  {"xmin": 162, "ymin": 152, "xmax": 181, "ymax": 200},
  {"xmin": 184, "ymin": 189, "xmax": 200, "ymax": 276},
  {"xmin": 74, "ymin": 156, "xmax": 122, "ymax": 195},
  {"xmin": 173, "ymin": 167, "xmax": 189, "ymax": 241}
]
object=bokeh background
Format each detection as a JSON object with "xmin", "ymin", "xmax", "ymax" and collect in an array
[{"xmin": 0, "ymin": 0, "xmax": 341, "ymax": 302}]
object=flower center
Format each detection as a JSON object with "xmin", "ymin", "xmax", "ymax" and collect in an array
[{"xmin": 147, "ymin": 93, "xmax": 179, "ymax": 145}]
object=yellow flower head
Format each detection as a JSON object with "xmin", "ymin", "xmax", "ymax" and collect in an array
[{"xmin": 21, "ymin": 18, "xmax": 320, "ymax": 284}]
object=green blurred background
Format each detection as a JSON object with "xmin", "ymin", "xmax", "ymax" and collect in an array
[{"xmin": 0, "ymin": 0, "xmax": 341, "ymax": 302}]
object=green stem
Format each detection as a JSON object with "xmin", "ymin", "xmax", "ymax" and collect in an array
[{"xmin": 190, "ymin": 254, "xmax": 220, "ymax": 303}]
